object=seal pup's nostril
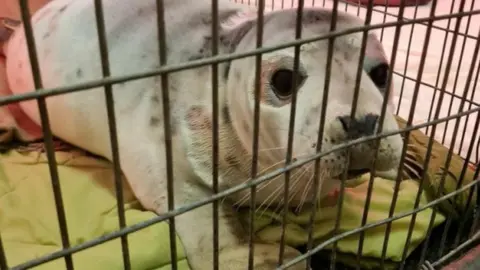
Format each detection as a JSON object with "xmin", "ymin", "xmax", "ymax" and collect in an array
[
  {"xmin": 338, "ymin": 115, "xmax": 352, "ymax": 132},
  {"xmin": 337, "ymin": 113, "xmax": 379, "ymax": 138},
  {"xmin": 363, "ymin": 113, "xmax": 379, "ymax": 135}
]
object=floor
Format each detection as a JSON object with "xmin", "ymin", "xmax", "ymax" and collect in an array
[{"xmin": 234, "ymin": 0, "xmax": 480, "ymax": 163}]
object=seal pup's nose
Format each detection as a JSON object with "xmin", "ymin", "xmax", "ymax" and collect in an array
[{"xmin": 338, "ymin": 113, "xmax": 379, "ymax": 139}]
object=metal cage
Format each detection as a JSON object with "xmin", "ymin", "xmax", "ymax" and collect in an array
[{"xmin": 0, "ymin": 0, "xmax": 479, "ymax": 269}]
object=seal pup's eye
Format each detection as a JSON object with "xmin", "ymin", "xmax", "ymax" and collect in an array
[
  {"xmin": 368, "ymin": 63, "xmax": 389, "ymax": 89},
  {"xmin": 270, "ymin": 69, "xmax": 306, "ymax": 99}
]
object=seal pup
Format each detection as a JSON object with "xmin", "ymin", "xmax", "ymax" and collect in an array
[{"xmin": 4, "ymin": 0, "xmax": 403, "ymax": 269}]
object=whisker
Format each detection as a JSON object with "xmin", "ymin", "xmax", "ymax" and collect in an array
[
  {"xmin": 298, "ymin": 166, "xmax": 330, "ymax": 213},
  {"xmin": 231, "ymin": 160, "xmax": 288, "ymax": 207},
  {"xmin": 257, "ymin": 171, "xmax": 302, "ymax": 214},
  {"xmin": 254, "ymin": 168, "xmax": 305, "ymax": 213},
  {"xmin": 259, "ymin": 181, "xmax": 291, "ymax": 217},
  {"xmin": 219, "ymin": 171, "xmax": 234, "ymax": 206},
  {"xmin": 297, "ymin": 173, "xmax": 315, "ymax": 213},
  {"xmin": 233, "ymin": 152, "xmax": 313, "ymax": 207},
  {"xmin": 250, "ymin": 152, "xmax": 312, "ymax": 180},
  {"xmin": 256, "ymin": 182, "xmax": 286, "ymax": 217},
  {"xmin": 286, "ymin": 164, "xmax": 313, "ymax": 208},
  {"xmin": 270, "ymin": 165, "xmax": 312, "ymax": 215},
  {"xmin": 257, "ymin": 146, "xmax": 287, "ymax": 152},
  {"xmin": 267, "ymin": 164, "xmax": 312, "ymax": 215},
  {"xmin": 233, "ymin": 173, "xmax": 283, "ymax": 208},
  {"xmin": 278, "ymin": 164, "xmax": 312, "ymax": 207}
]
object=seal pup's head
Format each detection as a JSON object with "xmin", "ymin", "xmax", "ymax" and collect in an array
[{"xmin": 180, "ymin": 7, "xmax": 403, "ymax": 211}]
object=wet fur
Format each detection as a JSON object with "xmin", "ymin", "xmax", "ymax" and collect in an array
[{"xmin": 5, "ymin": 0, "xmax": 403, "ymax": 269}]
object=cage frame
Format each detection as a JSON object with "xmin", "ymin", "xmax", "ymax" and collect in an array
[{"xmin": 0, "ymin": 0, "xmax": 479, "ymax": 269}]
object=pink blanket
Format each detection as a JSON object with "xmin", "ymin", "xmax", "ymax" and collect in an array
[
  {"xmin": 0, "ymin": 16, "xmax": 44, "ymax": 143},
  {"xmin": 0, "ymin": 56, "xmax": 43, "ymax": 143}
]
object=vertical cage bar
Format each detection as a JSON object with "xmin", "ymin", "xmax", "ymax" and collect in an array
[
  {"xmin": 355, "ymin": 0, "xmax": 360, "ymax": 17},
  {"xmin": 416, "ymin": 0, "xmax": 468, "ymax": 266},
  {"xmin": 305, "ymin": 0, "xmax": 339, "ymax": 269},
  {"xmin": 432, "ymin": 29, "xmax": 480, "ymax": 259},
  {"xmin": 452, "ymin": 111, "xmax": 480, "ymax": 248},
  {"xmin": 17, "ymin": 0, "xmax": 74, "ymax": 269},
  {"xmin": 210, "ymin": 0, "xmax": 220, "ymax": 269},
  {"xmin": 378, "ymin": 2, "xmax": 389, "ymax": 41},
  {"xmin": 425, "ymin": 0, "xmax": 457, "ymax": 135},
  {"xmin": 441, "ymin": 0, "xmax": 477, "ymax": 146},
  {"xmin": 477, "ymin": 133, "xmax": 480, "ymax": 164},
  {"xmin": 247, "ymin": 0, "xmax": 265, "ymax": 269},
  {"xmin": 0, "ymin": 234, "xmax": 7, "ymax": 269},
  {"xmin": 458, "ymin": 57, "xmax": 480, "ymax": 156},
  {"xmin": 395, "ymin": 2, "xmax": 420, "ymax": 116},
  {"xmin": 395, "ymin": 2, "xmax": 441, "ymax": 269},
  {"xmin": 278, "ymin": 0, "xmax": 304, "ymax": 267},
  {"xmin": 343, "ymin": 0, "xmax": 349, "ymax": 12},
  {"xmin": 155, "ymin": 1, "xmax": 177, "ymax": 269},
  {"xmin": 330, "ymin": 160, "xmax": 348, "ymax": 269},
  {"xmin": 469, "ymin": 165, "xmax": 480, "ymax": 237},
  {"xmin": 351, "ymin": 0, "xmax": 377, "ymax": 267},
  {"xmin": 358, "ymin": 0, "xmax": 407, "ymax": 268},
  {"xmin": 477, "ymin": 135, "xmax": 480, "ymax": 164},
  {"xmin": 458, "ymin": 64, "xmax": 480, "ymax": 242},
  {"xmin": 92, "ymin": 1, "xmax": 131, "ymax": 268}
]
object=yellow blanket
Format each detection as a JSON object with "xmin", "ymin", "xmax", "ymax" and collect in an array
[
  {"xmin": 0, "ymin": 149, "xmax": 189, "ymax": 270},
  {"xmin": 0, "ymin": 116, "xmax": 476, "ymax": 269}
]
